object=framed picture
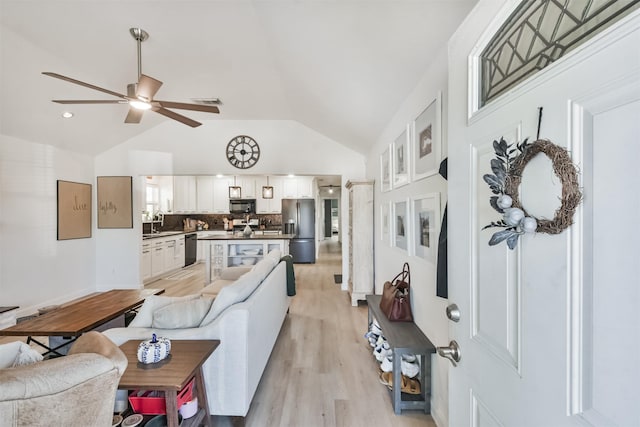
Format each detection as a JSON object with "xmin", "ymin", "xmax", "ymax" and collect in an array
[
  {"xmin": 392, "ymin": 125, "xmax": 410, "ymax": 188},
  {"xmin": 380, "ymin": 202, "xmax": 391, "ymax": 245},
  {"xmin": 411, "ymin": 193, "xmax": 441, "ymax": 262},
  {"xmin": 97, "ymin": 176, "xmax": 133, "ymax": 229},
  {"xmin": 380, "ymin": 145, "xmax": 392, "ymax": 192},
  {"xmin": 411, "ymin": 92, "xmax": 442, "ymax": 181},
  {"xmin": 57, "ymin": 180, "xmax": 92, "ymax": 240},
  {"xmin": 393, "ymin": 199, "xmax": 409, "ymax": 251}
]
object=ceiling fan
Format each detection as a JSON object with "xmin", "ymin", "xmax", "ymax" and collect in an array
[{"xmin": 43, "ymin": 28, "xmax": 219, "ymax": 128}]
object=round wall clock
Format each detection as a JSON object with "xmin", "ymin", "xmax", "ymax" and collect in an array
[{"xmin": 226, "ymin": 135, "xmax": 260, "ymax": 169}]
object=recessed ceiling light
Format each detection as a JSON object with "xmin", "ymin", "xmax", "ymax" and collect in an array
[{"xmin": 62, "ymin": 111, "xmax": 74, "ymax": 118}]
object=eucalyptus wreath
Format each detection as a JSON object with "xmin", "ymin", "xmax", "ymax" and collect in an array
[{"xmin": 482, "ymin": 137, "xmax": 582, "ymax": 250}]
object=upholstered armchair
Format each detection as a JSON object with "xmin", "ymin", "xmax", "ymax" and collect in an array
[{"xmin": 0, "ymin": 331, "xmax": 127, "ymax": 426}]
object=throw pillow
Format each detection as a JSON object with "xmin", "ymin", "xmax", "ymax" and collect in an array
[
  {"xmin": 0, "ymin": 341, "xmax": 24, "ymax": 369},
  {"xmin": 152, "ymin": 297, "xmax": 214, "ymax": 329},
  {"xmin": 129, "ymin": 294, "xmax": 200, "ymax": 327},
  {"xmin": 199, "ymin": 270, "xmax": 262, "ymax": 326},
  {"xmin": 250, "ymin": 257, "xmax": 277, "ymax": 283},
  {"xmin": 12, "ymin": 342, "xmax": 43, "ymax": 367}
]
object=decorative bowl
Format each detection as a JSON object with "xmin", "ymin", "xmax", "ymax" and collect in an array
[
  {"xmin": 242, "ymin": 249, "xmax": 260, "ymax": 255},
  {"xmin": 241, "ymin": 257, "xmax": 256, "ymax": 266}
]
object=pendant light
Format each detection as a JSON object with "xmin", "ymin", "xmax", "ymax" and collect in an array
[
  {"xmin": 229, "ymin": 176, "xmax": 241, "ymax": 199},
  {"xmin": 262, "ymin": 176, "xmax": 274, "ymax": 199}
]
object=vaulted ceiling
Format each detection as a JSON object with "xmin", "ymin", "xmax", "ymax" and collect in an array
[{"xmin": 0, "ymin": 0, "xmax": 476, "ymax": 156}]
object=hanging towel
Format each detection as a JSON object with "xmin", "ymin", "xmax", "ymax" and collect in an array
[{"xmin": 280, "ymin": 254, "xmax": 296, "ymax": 296}]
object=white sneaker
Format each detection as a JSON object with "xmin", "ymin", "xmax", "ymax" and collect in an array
[
  {"xmin": 373, "ymin": 341, "xmax": 391, "ymax": 362},
  {"xmin": 401, "ymin": 358, "xmax": 420, "ymax": 378},
  {"xmin": 380, "ymin": 355, "xmax": 393, "ymax": 372}
]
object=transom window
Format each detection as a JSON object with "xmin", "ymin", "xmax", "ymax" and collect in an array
[{"xmin": 480, "ymin": 0, "xmax": 640, "ymax": 107}]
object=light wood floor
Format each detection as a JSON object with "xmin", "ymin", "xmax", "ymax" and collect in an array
[{"xmin": 150, "ymin": 238, "xmax": 436, "ymax": 427}]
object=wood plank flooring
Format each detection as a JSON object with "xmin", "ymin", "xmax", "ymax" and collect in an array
[
  {"xmin": 150, "ymin": 238, "xmax": 436, "ymax": 427},
  {"xmin": 1, "ymin": 239, "xmax": 436, "ymax": 426}
]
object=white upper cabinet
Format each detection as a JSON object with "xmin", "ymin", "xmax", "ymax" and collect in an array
[
  {"xmin": 213, "ymin": 176, "xmax": 232, "ymax": 214},
  {"xmin": 237, "ymin": 176, "xmax": 257, "ymax": 199},
  {"xmin": 173, "ymin": 176, "xmax": 197, "ymax": 213},
  {"xmin": 283, "ymin": 176, "xmax": 314, "ymax": 199},
  {"xmin": 256, "ymin": 176, "xmax": 283, "ymax": 213},
  {"xmin": 196, "ymin": 176, "xmax": 214, "ymax": 212}
]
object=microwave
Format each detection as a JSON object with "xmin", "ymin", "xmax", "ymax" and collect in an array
[{"xmin": 229, "ymin": 199, "xmax": 256, "ymax": 214}]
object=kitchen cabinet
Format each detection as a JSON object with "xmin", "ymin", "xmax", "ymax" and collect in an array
[
  {"xmin": 282, "ymin": 176, "xmax": 314, "ymax": 199},
  {"xmin": 141, "ymin": 235, "xmax": 186, "ymax": 283},
  {"xmin": 173, "ymin": 176, "xmax": 197, "ymax": 213},
  {"xmin": 346, "ymin": 180, "xmax": 374, "ymax": 306},
  {"xmin": 237, "ymin": 176, "xmax": 257, "ymax": 199},
  {"xmin": 256, "ymin": 176, "xmax": 283, "ymax": 213},
  {"xmin": 151, "ymin": 240, "xmax": 165, "ymax": 277},
  {"xmin": 196, "ymin": 176, "xmax": 214, "ymax": 212},
  {"xmin": 141, "ymin": 242, "xmax": 152, "ymax": 282},
  {"xmin": 201, "ymin": 238, "xmax": 290, "ymax": 283},
  {"xmin": 213, "ymin": 177, "xmax": 232, "ymax": 214},
  {"xmin": 296, "ymin": 176, "xmax": 314, "ymax": 198}
]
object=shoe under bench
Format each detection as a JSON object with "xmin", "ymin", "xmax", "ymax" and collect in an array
[{"xmin": 366, "ymin": 294, "xmax": 436, "ymax": 414}]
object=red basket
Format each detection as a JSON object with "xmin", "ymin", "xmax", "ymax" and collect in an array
[{"xmin": 128, "ymin": 377, "xmax": 195, "ymax": 415}]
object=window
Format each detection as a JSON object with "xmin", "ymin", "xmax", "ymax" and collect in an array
[{"xmin": 479, "ymin": 0, "xmax": 640, "ymax": 107}]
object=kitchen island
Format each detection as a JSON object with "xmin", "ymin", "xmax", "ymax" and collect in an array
[{"xmin": 199, "ymin": 233, "xmax": 295, "ymax": 284}]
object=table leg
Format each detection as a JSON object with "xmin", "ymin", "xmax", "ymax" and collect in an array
[
  {"xmin": 27, "ymin": 336, "xmax": 77, "ymax": 357},
  {"xmin": 196, "ymin": 367, "xmax": 213, "ymax": 426},
  {"xmin": 165, "ymin": 390, "xmax": 179, "ymax": 427}
]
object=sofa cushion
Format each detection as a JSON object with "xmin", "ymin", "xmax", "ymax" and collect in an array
[
  {"xmin": 250, "ymin": 257, "xmax": 278, "ymax": 282},
  {"xmin": 220, "ymin": 266, "xmax": 252, "ymax": 281},
  {"xmin": 0, "ymin": 341, "xmax": 23, "ymax": 369},
  {"xmin": 199, "ymin": 270, "xmax": 263, "ymax": 326},
  {"xmin": 201, "ymin": 279, "xmax": 236, "ymax": 298},
  {"xmin": 152, "ymin": 297, "xmax": 214, "ymax": 329},
  {"xmin": 129, "ymin": 294, "xmax": 200, "ymax": 327}
]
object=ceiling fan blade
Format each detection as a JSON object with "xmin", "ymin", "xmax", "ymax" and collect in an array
[
  {"xmin": 152, "ymin": 107, "xmax": 201, "ymax": 128},
  {"xmin": 124, "ymin": 108, "xmax": 144, "ymax": 124},
  {"xmin": 137, "ymin": 74, "xmax": 163, "ymax": 101},
  {"xmin": 155, "ymin": 101, "xmax": 220, "ymax": 113},
  {"xmin": 52, "ymin": 100, "xmax": 128, "ymax": 104},
  {"xmin": 42, "ymin": 72, "xmax": 127, "ymax": 99}
]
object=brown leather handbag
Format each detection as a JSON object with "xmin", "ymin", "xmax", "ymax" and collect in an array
[{"xmin": 379, "ymin": 262, "xmax": 413, "ymax": 322}]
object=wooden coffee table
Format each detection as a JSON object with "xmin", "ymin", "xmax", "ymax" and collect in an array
[
  {"xmin": 118, "ymin": 339, "xmax": 220, "ymax": 427},
  {"xmin": 0, "ymin": 289, "xmax": 163, "ymax": 356}
]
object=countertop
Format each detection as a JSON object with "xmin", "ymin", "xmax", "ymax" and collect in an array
[
  {"xmin": 198, "ymin": 233, "xmax": 295, "ymax": 240},
  {"xmin": 142, "ymin": 230, "xmax": 288, "ymax": 240}
]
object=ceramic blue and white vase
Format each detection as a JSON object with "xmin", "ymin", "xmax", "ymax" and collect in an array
[{"xmin": 137, "ymin": 334, "xmax": 171, "ymax": 364}]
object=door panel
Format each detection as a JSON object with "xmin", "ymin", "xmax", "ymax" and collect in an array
[{"xmin": 448, "ymin": 10, "xmax": 640, "ymax": 427}]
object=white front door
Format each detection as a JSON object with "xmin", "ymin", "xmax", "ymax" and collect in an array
[{"xmin": 447, "ymin": 8, "xmax": 640, "ymax": 427}]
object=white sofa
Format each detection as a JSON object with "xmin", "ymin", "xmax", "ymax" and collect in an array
[{"xmin": 103, "ymin": 249, "xmax": 290, "ymax": 417}]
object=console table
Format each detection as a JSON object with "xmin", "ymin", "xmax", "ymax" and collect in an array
[
  {"xmin": 118, "ymin": 339, "xmax": 220, "ymax": 427},
  {"xmin": 0, "ymin": 289, "xmax": 163, "ymax": 356},
  {"xmin": 366, "ymin": 295, "xmax": 436, "ymax": 414}
]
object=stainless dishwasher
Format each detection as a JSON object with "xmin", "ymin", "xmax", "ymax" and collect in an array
[{"xmin": 184, "ymin": 233, "xmax": 197, "ymax": 266}]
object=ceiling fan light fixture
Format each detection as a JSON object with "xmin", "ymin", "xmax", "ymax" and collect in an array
[{"xmin": 129, "ymin": 100, "xmax": 152, "ymax": 110}]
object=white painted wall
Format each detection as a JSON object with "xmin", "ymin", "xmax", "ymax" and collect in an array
[
  {"xmin": 95, "ymin": 119, "xmax": 366, "ymax": 289},
  {"xmin": 365, "ymin": 46, "xmax": 450, "ymax": 426},
  {"xmin": 0, "ymin": 135, "xmax": 96, "ymax": 317}
]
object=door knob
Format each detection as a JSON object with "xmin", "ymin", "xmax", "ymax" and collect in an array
[
  {"xmin": 437, "ymin": 340, "xmax": 461, "ymax": 367},
  {"xmin": 446, "ymin": 304, "xmax": 460, "ymax": 322}
]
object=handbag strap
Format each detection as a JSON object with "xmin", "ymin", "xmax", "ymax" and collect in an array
[{"xmin": 391, "ymin": 262, "xmax": 411, "ymax": 288}]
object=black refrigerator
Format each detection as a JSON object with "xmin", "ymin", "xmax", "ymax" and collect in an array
[{"xmin": 282, "ymin": 199, "xmax": 316, "ymax": 263}]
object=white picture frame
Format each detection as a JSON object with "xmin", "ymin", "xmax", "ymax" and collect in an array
[
  {"xmin": 410, "ymin": 193, "xmax": 441, "ymax": 263},
  {"xmin": 411, "ymin": 92, "xmax": 442, "ymax": 181},
  {"xmin": 380, "ymin": 145, "xmax": 392, "ymax": 192},
  {"xmin": 393, "ymin": 199, "xmax": 409, "ymax": 251},
  {"xmin": 392, "ymin": 125, "xmax": 410, "ymax": 188},
  {"xmin": 380, "ymin": 202, "xmax": 391, "ymax": 245}
]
